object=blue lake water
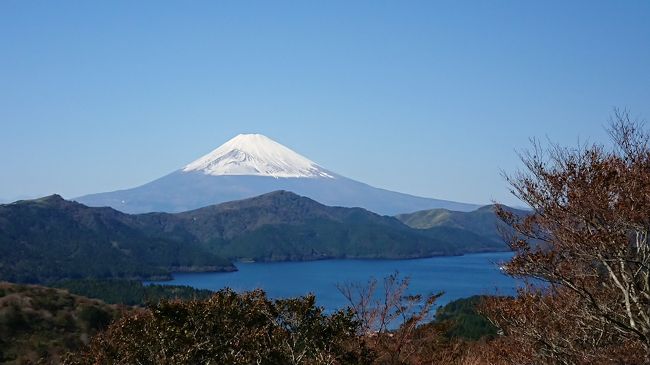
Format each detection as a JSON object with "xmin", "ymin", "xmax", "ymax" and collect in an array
[{"xmin": 148, "ymin": 252, "xmax": 518, "ymax": 310}]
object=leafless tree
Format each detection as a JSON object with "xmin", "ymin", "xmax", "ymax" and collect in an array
[
  {"xmin": 484, "ymin": 110, "xmax": 650, "ymax": 364},
  {"xmin": 337, "ymin": 272, "xmax": 442, "ymax": 364}
]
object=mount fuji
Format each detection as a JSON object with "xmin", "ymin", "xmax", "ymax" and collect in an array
[{"xmin": 76, "ymin": 134, "xmax": 480, "ymax": 215}]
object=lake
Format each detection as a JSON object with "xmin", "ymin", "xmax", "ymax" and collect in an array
[{"xmin": 148, "ymin": 252, "xmax": 518, "ymax": 310}]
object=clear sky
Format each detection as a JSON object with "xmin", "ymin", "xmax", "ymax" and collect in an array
[{"xmin": 1, "ymin": 1, "xmax": 649, "ymax": 206}]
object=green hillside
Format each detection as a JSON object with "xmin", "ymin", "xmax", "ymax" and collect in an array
[
  {"xmin": 0, "ymin": 192, "xmax": 512, "ymax": 285},
  {"xmin": 161, "ymin": 191, "xmax": 467, "ymax": 260},
  {"xmin": 54, "ymin": 279, "xmax": 214, "ymax": 306},
  {"xmin": 0, "ymin": 195, "xmax": 235, "ymax": 284},
  {"xmin": 396, "ymin": 204, "xmax": 528, "ymax": 245}
]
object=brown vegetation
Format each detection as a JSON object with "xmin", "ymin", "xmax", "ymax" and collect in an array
[
  {"xmin": 0, "ymin": 282, "xmax": 127, "ymax": 364},
  {"xmin": 481, "ymin": 111, "xmax": 650, "ymax": 364},
  {"xmin": 338, "ymin": 273, "xmax": 445, "ymax": 364},
  {"xmin": 65, "ymin": 289, "xmax": 372, "ymax": 365}
]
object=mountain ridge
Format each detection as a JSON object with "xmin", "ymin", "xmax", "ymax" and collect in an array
[
  {"xmin": 76, "ymin": 134, "xmax": 481, "ymax": 215},
  {"xmin": 0, "ymin": 194, "xmax": 236, "ymax": 283},
  {"xmin": 0, "ymin": 191, "xmax": 505, "ymax": 284},
  {"xmin": 396, "ymin": 204, "xmax": 529, "ymax": 244}
]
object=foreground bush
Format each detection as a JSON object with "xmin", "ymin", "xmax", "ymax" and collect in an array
[{"xmin": 65, "ymin": 288, "xmax": 372, "ymax": 365}]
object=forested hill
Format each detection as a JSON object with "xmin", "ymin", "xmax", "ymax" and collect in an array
[
  {"xmin": 396, "ymin": 204, "xmax": 529, "ymax": 244},
  {"xmin": 0, "ymin": 195, "xmax": 235, "ymax": 283},
  {"xmin": 0, "ymin": 192, "xmax": 508, "ymax": 284},
  {"xmin": 139, "ymin": 190, "xmax": 495, "ymax": 261}
]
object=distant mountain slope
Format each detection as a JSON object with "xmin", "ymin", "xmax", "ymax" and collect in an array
[
  {"xmin": 0, "ymin": 195, "xmax": 235, "ymax": 283},
  {"xmin": 396, "ymin": 204, "xmax": 529, "ymax": 244},
  {"xmin": 76, "ymin": 134, "xmax": 480, "ymax": 215},
  {"xmin": 0, "ymin": 193, "xmax": 503, "ymax": 284}
]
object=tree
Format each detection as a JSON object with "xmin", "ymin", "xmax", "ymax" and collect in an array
[
  {"xmin": 337, "ymin": 273, "xmax": 443, "ymax": 364},
  {"xmin": 65, "ymin": 288, "xmax": 371, "ymax": 365},
  {"xmin": 483, "ymin": 110, "xmax": 650, "ymax": 364}
]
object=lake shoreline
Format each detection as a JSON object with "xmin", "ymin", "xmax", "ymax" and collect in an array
[
  {"xmin": 152, "ymin": 249, "xmax": 515, "ymax": 281},
  {"xmin": 147, "ymin": 252, "xmax": 518, "ymax": 311}
]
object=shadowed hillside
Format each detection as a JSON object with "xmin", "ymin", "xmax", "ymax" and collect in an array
[
  {"xmin": 0, "ymin": 195, "xmax": 235, "ymax": 284},
  {"xmin": 0, "ymin": 192, "xmax": 508, "ymax": 284}
]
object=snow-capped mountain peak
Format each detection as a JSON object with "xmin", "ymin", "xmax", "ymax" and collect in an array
[{"xmin": 182, "ymin": 134, "xmax": 334, "ymax": 179}]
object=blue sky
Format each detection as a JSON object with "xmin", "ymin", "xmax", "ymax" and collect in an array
[{"xmin": 1, "ymin": 1, "xmax": 649, "ymax": 206}]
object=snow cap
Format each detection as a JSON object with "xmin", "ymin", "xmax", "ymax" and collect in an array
[{"xmin": 183, "ymin": 134, "xmax": 334, "ymax": 179}]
